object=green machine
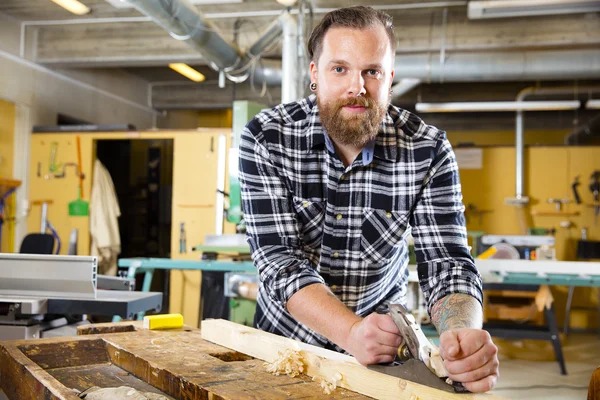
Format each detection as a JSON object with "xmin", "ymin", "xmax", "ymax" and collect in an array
[{"xmin": 225, "ymin": 100, "xmax": 268, "ymax": 228}]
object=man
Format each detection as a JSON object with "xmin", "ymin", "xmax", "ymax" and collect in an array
[{"xmin": 239, "ymin": 6, "xmax": 499, "ymax": 393}]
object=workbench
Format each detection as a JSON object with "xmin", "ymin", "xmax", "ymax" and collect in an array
[{"xmin": 0, "ymin": 320, "xmax": 506, "ymax": 400}]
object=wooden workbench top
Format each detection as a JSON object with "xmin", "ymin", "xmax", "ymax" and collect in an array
[{"xmin": 0, "ymin": 322, "xmax": 367, "ymax": 399}]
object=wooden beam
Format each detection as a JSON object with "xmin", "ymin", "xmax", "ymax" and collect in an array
[{"xmin": 200, "ymin": 319, "xmax": 507, "ymax": 400}]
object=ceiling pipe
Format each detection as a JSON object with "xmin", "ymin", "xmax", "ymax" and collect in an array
[
  {"xmin": 125, "ymin": 0, "xmax": 284, "ymax": 83},
  {"xmin": 260, "ymin": 49, "xmax": 600, "ymax": 87},
  {"xmin": 281, "ymin": 12, "xmax": 300, "ymax": 103}
]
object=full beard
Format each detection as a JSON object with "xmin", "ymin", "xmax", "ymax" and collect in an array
[{"xmin": 317, "ymin": 95, "xmax": 388, "ymax": 147}]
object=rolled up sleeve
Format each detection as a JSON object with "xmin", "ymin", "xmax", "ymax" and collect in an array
[{"xmin": 409, "ymin": 133, "xmax": 483, "ymax": 314}]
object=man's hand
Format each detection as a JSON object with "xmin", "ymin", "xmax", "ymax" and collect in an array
[
  {"xmin": 439, "ymin": 328, "xmax": 499, "ymax": 393},
  {"xmin": 343, "ymin": 313, "xmax": 403, "ymax": 365}
]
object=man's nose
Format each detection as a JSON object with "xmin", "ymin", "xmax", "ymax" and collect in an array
[{"xmin": 346, "ymin": 72, "xmax": 366, "ymax": 97}]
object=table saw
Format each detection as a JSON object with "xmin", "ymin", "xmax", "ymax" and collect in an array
[{"xmin": 0, "ymin": 253, "xmax": 163, "ymax": 341}]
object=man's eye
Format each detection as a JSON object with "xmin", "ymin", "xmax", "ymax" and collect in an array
[
  {"xmin": 367, "ymin": 70, "xmax": 381, "ymax": 76},
  {"xmin": 333, "ymin": 67, "xmax": 345, "ymax": 73}
]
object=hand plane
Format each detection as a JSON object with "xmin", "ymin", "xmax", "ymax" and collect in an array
[{"xmin": 368, "ymin": 304, "xmax": 468, "ymax": 393}]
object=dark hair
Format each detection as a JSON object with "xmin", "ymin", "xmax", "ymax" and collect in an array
[{"xmin": 307, "ymin": 6, "xmax": 396, "ymax": 64}]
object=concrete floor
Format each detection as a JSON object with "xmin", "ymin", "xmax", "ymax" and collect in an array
[{"xmin": 490, "ymin": 333, "xmax": 599, "ymax": 399}]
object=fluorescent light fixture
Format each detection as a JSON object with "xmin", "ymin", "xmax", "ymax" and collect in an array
[
  {"xmin": 586, "ymin": 99, "xmax": 600, "ymax": 109},
  {"xmin": 276, "ymin": 0, "xmax": 298, "ymax": 6},
  {"xmin": 468, "ymin": 0, "xmax": 600, "ymax": 19},
  {"xmin": 169, "ymin": 63, "xmax": 206, "ymax": 82},
  {"xmin": 51, "ymin": 0, "xmax": 91, "ymax": 15},
  {"xmin": 415, "ymin": 101, "xmax": 581, "ymax": 113},
  {"xmin": 105, "ymin": 0, "xmax": 242, "ymax": 8}
]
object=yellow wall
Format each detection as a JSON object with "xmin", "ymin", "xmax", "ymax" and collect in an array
[
  {"xmin": 459, "ymin": 145, "xmax": 600, "ymax": 330},
  {"xmin": 27, "ymin": 129, "xmax": 232, "ymax": 327},
  {"xmin": 447, "ymin": 129, "xmax": 570, "ymax": 147},
  {"xmin": 0, "ymin": 99, "xmax": 16, "ymax": 252},
  {"xmin": 198, "ymin": 109, "xmax": 232, "ymax": 128}
]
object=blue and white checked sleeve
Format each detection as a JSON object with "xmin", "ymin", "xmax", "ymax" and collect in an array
[
  {"xmin": 238, "ymin": 120, "xmax": 326, "ymax": 309},
  {"xmin": 409, "ymin": 133, "xmax": 483, "ymax": 314}
]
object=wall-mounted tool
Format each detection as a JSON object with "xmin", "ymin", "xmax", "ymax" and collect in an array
[
  {"xmin": 547, "ymin": 198, "xmax": 570, "ymax": 212},
  {"xmin": 571, "ymin": 176, "xmax": 582, "ymax": 204},
  {"xmin": 53, "ymin": 163, "xmax": 82, "ymax": 179},
  {"xmin": 590, "ymin": 171, "xmax": 600, "ymax": 225},
  {"xmin": 68, "ymin": 136, "xmax": 89, "ymax": 217},
  {"xmin": 179, "ymin": 222, "xmax": 187, "ymax": 254},
  {"xmin": 368, "ymin": 304, "xmax": 468, "ymax": 393},
  {"xmin": 48, "ymin": 141, "xmax": 62, "ymax": 175}
]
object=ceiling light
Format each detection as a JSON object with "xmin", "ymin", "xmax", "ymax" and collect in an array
[
  {"xmin": 586, "ymin": 100, "xmax": 600, "ymax": 109},
  {"xmin": 105, "ymin": 0, "xmax": 242, "ymax": 8},
  {"xmin": 468, "ymin": 0, "xmax": 600, "ymax": 19},
  {"xmin": 169, "ymin": 63, "xmax": 206, "ymax": 82},
  {"xmin": 276, "ymin": 0, "xmax": 298, "ymax": 6},
  {"xmin": 50, "ymin": 0, "xmax": 91, "ymax": 15},
  {"xmin": 415, "ymin": 101, "xmax": 581, "ymax": 113}
]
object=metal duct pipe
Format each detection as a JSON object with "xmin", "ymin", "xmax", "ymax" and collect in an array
[
  {"xmin": 126, "ymin": 0, "xmax": 283, "ymax": 77},
  {"xmin": 281, "ymin": 12, "xmax": 299, "ymax": 103},
  {"xmin": 393, "ymin": 49, "xmax": 600, "ymax": 83},
  {"xmin": 514, "ymin": 86, "xmax": 600, "ymax": 201},
  {"xmin": 257, "ymin": 49, "xmax": 600, "ymax": 87}
]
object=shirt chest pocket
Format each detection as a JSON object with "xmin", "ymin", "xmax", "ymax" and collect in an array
[
  {"xmin": 361, "ymin": 208, "xmax": 409, "ymax": 265},
  {"xmin": 293, "ymin": 197, "xmax": 326, "ymax": 249}
]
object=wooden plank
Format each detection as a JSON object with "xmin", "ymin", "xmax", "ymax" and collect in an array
[
  {"xmin": 77, "ymin": 321, "xmax": 140, "ymax": 335},
  {"xmin": 2, "ymin": 327, "xmax": 371, "ymax": 399},
  {"xmin": 201, "ymin": 319, "xmax": 508, "ymax": 400},
  {"xmin": 101, "ymin": 329, "xmax": 366, "ymax": 399}
]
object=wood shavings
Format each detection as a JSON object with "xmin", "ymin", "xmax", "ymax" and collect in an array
[
  {"xmin": 425, "ymin": 344, "xmax": 448, "ymax": 378},
  {"xmin": 264, "ymin": 349, "xmax": 305, "ymax": 377},
  {"xmin": 312, "ymin": 372, "xmax": 343, "ymax": 395}
]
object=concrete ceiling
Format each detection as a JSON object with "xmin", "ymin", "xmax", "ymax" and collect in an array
[{"xmin": 1, "ymin": 1, "xmax": 599, "ymax": 112}]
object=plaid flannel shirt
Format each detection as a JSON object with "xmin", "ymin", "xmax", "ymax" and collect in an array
[{"xmin": 239, "ymin": 94, "xmax": 482, "ymax": 350}]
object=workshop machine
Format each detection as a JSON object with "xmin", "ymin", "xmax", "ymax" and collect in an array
[{"xmin": 0, "ymin": 253, "xmax": 162, "ymax": 340}]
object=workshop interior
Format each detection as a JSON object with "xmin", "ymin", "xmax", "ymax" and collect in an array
[{"xmin": 0, "ymin": 0, "xmax": 599, "ymax": 399}]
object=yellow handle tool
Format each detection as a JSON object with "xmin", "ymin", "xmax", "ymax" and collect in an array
[{"xmin": 143, "ymin": 313, "xmax": 184, "ymax": 330}]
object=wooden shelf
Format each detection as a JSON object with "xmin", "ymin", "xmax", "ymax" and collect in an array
[
  {"xmin": 531, "ymin": 210, "xmax": 579, "ymax": 216},
  {"xmin": 0, "ymin": 178, "xmax": 21, "ymax": 199}
]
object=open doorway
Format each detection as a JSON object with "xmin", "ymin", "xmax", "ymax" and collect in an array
[{"xmin": 95, "ymin": 139, "xmax": 174, "ymax": 306}]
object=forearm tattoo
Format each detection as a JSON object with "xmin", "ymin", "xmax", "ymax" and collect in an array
[{"xmin": 430, "ymin": 293, "xmax": 483, "ymax": 334}]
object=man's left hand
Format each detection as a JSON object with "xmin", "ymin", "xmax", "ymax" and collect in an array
[{"xmin": 439, "ymin": 328, "xmax": 499, "ymax": 393}]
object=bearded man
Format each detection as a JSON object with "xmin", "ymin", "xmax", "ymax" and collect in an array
[{"xmin": 238, "ymin": 5, "xmax": 499, "ymax": 393}]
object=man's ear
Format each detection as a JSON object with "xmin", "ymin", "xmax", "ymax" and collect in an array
[{"xmin": 310, "ymin": 61, "xmax": 318, "ymax": 84}]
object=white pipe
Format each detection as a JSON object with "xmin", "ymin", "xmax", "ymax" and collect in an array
[
  {"xmin": 514, "ymin": 86, "xmax": 600, "ymax": 200},
  {"xmin": 281, "ymin": 12, "xmax": 299, "ymax": 104},
  {"xmin": 415, "ymin": 100, "xmax": 581, "ymax": 112}
]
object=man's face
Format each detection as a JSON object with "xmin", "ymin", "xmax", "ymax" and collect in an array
[{"xmin": 311, "ymin": 25, "xmax": 395, "ymax": 147}]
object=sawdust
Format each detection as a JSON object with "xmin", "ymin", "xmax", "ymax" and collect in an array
[
  {"xmin": 312, "ymin": 372, "xmax": 343, "ymax": 395},
  {"xmin": 263, "ymin": 349, "xmax": 305, "ymax": 378},
  {"xmin": 313, "ymin": 376, "xmax": 336, "ymax": 395}
]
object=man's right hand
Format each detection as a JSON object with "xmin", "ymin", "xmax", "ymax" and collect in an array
[{"xmin": 343, "ymin": 313, "xmax": 403, "ymax": 365}]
